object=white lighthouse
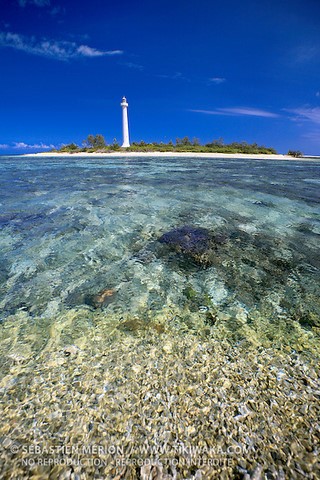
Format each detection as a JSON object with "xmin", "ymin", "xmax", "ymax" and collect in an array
[{"xmin": 121, "ymin": 96, "xmax": 130, "ymax": 148}]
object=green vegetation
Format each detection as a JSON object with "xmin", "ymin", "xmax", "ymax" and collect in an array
[
  {"xmin": 127, "ymin": 139, "xmax": 277, "ymax": 154},
  {"xmin": 287, "ymin": 150, "xmax": 303, "ymax": 158},
  {"xmin": 85, "ymin": 134, "xmax": 107, "ymax": 149},
  {"xmin": 52, "ymin": 134, "xmax": 120, "ymax": 154},
  {"xmin": 128, "ymin": 138, "xmax": 277, "ymax": 154},
  {"xmin": 52, "ymin": 135, "xmax": 278, "ymax": 155},
  {"xmin": 59, "ymin": 143, "xmax": 79, "ymax": 152}
]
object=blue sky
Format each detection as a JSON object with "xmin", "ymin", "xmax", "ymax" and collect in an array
[{"xmin": 0, "ymin": 0, "xmax": 319, "ymax": 154}]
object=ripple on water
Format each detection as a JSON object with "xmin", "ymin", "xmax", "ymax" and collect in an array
[{"xmin": 0, "ymin": 155, "xmax": 319, "ymax": 478}]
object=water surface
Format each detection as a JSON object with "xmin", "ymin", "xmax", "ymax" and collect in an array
[{"xmin": 0, "ymin": 155, "xmax": 319, "ymax": 478}]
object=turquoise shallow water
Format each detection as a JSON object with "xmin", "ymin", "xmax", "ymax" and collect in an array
[
  {"xmin": 0, "ymin": 155, "xmax": 320, "ymax": 479},
  {"xmin": 0, "ymin": 155, "xmax": 319, "ymax": 327}
]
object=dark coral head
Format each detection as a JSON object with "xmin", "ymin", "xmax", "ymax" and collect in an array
[{"xmin": 158, "ymin": 225, "xmax": 211, "ymax": 254}]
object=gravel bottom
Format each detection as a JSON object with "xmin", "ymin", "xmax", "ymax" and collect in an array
[{"xmin": 0, "ymin": 306, "xmax": 320, "ymax": 480}]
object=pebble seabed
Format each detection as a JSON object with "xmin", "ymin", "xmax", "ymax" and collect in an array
[{"xmin": 0, "ymin": 304, "xmax": 319, "ymax": 480}]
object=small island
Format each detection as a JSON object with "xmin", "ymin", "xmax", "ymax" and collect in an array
[{"xmin": 49, "ymin": 135, "xmax": 302, "ymax": 158}]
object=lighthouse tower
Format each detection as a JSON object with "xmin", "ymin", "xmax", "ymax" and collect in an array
[{"xmin": 121, "ymin": 96, "xmax": 130, "ymax": 148}]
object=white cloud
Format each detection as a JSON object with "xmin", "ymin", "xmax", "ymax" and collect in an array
[
  {"xmin": 209, "ymin": 77, "xmax": 226, "ymax": 84},
  {"xmin": 0, "ymin": 31, "xmax": 123, "ymax": 60},
  {"xmin": 13, "ymin": 142, "xmax": 29, "ymax": 148},
  {"xmin": 285, "ymin": 107, "xmax": 320, "ymax": 125},
  {"xmin": 0, "ymin": 144, "xmax": 9, "ymax": 149},
  {"xmin": 77, "ymin": 45, "xmax": 107, "ymax": 57},
  {"xmin": 18, "ymin": 0, "xmax": 50, "ymax": 7},
  {"xmin": 156, "ymin": 72, "xmax": 189, "ymax": 81},
  {"xmin": 120, "ymin": 61, "xmax": 144, "ymax": 70},
  {"xmin": 220, "ymin": 107, "xmax": 279, "ymax": 118},
  {"xmin": 102, "ymin": 49, "xmax": 123, "ymax": 56},
  {"xmin": 316, "ymin": 92, "xmax": 320, "ymax": 97},
  {"xmin": 12, "ymin": 142, "xmax": 55, "ymax": 149},
  {"xmin": 190, "ymin": 107, "xmax": 279, "ymax": 118}
]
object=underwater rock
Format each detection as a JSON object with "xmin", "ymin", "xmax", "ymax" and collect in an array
[
  {"xmin": 85, "ymin": 288, "xmax": 117, "ymax": 309},
  {"xmin": 66, "ymin": 286, "xmax": 117, "ymax": 309},
  {"xmin": 159, "ymin": 225, "xmax": 212, "ymax": 254},
  {"xmin": 254, "ymin": 200, "xmax": 274, "ymax": 208},
  {"xmin": 117, "ymin": 318, "xmax": 145, "ymax": 333},
  {"xmin": 63, "ymin": 345, "xmax": 79, "ymax": 357},
  {"xmin": 158, "ymin": 225, "xmax": 228, "ymax": 267},
  {"xmin": 116, "ymin": 317, "xmax": 166, "ymax": 334}
]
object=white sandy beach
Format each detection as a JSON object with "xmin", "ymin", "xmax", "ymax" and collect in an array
[{"xmin": 25, "ymin": 151, "xmax": 296, "ymax": 160}]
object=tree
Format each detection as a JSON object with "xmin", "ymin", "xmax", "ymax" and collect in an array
[
  {"xmin": 288, "ymin": 150, "xmax": 303, "ymax": 158},
  {"xmin": 111, "ymin": 138, "xmax": 120, "ymax": 150},
  {"xmin": 61, "ymin": 143, "xmax": 79, "ymax": 152},
  {"xmin": 176, "ymin": 136, "xmax": 192, "ymax": 146},
  {"xmin": 205, "ymin": 138, "xmax": 224, "ymax": 147},
  {"xmin": 181, "ymin": 136, "xmax": 192, "ymax": 146},
  {"xmin": 86, "ymin": 134, "xmax": 107, "ymax": 149}
]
